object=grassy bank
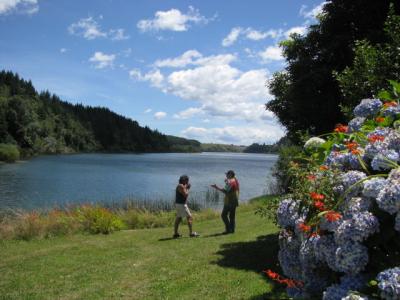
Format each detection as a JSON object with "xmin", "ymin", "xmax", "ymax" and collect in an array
[{"xmin": 0, "ymin": 196, "xmax": 286, "ymax": 299}]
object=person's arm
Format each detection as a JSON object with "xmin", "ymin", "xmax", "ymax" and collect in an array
[
  {"xmin": 177, "ymin": 184, "xmax": 189, "ymax": 198},
  {"xmin": 211, "ymin": 183, "xmax": 228, "ymax": 194}
]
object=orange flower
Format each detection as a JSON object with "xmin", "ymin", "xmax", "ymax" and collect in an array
[
  {"xmin": 351, "ymin": 149, "xmax": 361, "ymax": 155},
  {"xmin": 263, "ymin": 269, "xmax": 304, "ymax": 288},
  {"xmin": 334, "ymin": 123, "xmax": 348, "ymax": 133},
  {"xmin": 345, "ymin": 142, "xmax": 358, "ymax": 151},
  {"xmin": 307, "ymin": 174, "xmax": 316, "ymax": 181},
  {"xmin": 298, "ymin": 222, "xmax": 311, "ymax": 232},
  {"xmin": 368, "ymin": 134, "xmax": 385, "ymax": 143},
  {"xmin": 314, "ymin": 201, "xmax": 325, "ymax": 211},
  {"xmin": 319, "ymin": 165, "xmax": 329, "ymax": 171},
  {"xmin": 310, "ymin": 192, "xmax": 325, "ymax": 201},
  {"xmin": 325, "ymin": 211, "xmax": 342, "ymax": 222},
  {"xmin": 376, "ymin": 117, "xmax": 385, "ymax": 123},
  {"xmin": 384, "ymin": 101, "xmax": 397, "ymax": 108}
]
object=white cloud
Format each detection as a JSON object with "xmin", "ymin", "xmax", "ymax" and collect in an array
[
  {"xmin": 154, "ymin": 111, "xmax": 167, "ymax": 119},
  {"xmin": 144, "ymin": 108, "xmax": 152, "ymax": 113},
  {"xmin": 68, "ymin": 17, "xmax": 130, "ymax": 41},
  {"xmin": 222, "ymin": 27, "xmax": 282, "ymax": 47},
  {"xmin": 60, "ymin": 48, "xmax": 67, "ymax": 53},
  {"xmin": 137, "ymin": 6, "xmax": 210, "ymax": 32},
  {"xmin": 0, "ymin": 0, "xmax": 38, "ymax": 15},
  {"xmin": 258, "ymin": 45, "xmax": 283, "ymax": 63},
  {"xmin": 182, "ymin": 125, "xmax": 284, "ymax": 145},
  {"xmin": 154, "ymin": 50, "xmax": 202, "ymax": 68},
  {"xmin": 89, "ymin": 51, "xmax": 116, "ymax": 69},
  {"xmin": 300, "ymin": 2, "xmax": 327, "ymax": 20},
  {"xmin": 109, "ymin": 28, "xmax": 130, "ymax": 40},
  {"xmin": 131, "ymin": 51, "xmax": 276, "ymax": 124},
  {"xmin": 222, "ymin": 27, "xmax": 242, "ymax": 47},
  {"xmin": 129, "ymin": 68, "xmax": 164, "ymax": 88},
  {"xmin": 285, "ymin": 26, "xmax": 307, "ymax": 37}
]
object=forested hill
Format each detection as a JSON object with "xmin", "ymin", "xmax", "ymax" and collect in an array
[{"xmin": 0, "ymin": 70, "xmax": 178, "ymax": 158}]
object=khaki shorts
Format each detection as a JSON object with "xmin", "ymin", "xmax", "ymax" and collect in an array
[{"xmin": 175, "ymin": 203, "xmax": 192, "ymax": 218}]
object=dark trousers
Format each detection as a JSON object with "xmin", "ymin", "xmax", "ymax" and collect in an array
[{"xmin": 221, "ymin": 205, "xmax": 236, "ymax": 233}]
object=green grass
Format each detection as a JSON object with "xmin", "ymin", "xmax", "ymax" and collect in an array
[{"xmin": 0, "ymin": 199, "xmax": 287, "ymax": 299}]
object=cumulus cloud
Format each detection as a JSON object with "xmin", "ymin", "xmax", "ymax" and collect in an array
[
  {"xmin": 68, "ymin": 17, "xmax": 130, "ymax": 40},
  {"xmin": 300, "ymin": 1, "xmax": 327, "ymax": 20},
  {"xmin": 258, "ymin": 45, "xmax": 283, "ymax": 63},
  {"xmin": 0, "ymin": 0, "xmax": 38, "ymax": 15},
  {"xmin": 222, "ymin": 27, "xmax": 281, "ymax": 47},
  {"xmin": 285, "ymin": 26, "xmax": 307, "ymax": 37},
  {"xmin": 154, "ymin": 111, "xmax": 167, "ymax": 119},
  {"xmin": 129, "ymin": 68, "xmax": 164, "ymax": 88},
  {"xmin": 89, "ymin": 51, "xmax": 116, "ymax": 69},
  {"xmin": 182, "ymin": 125, "xmax": 284, "ymax": 145},
  {"xmin": 137, "ymin": 6, "xmax": 210, "ymax": 32},
  {"xmin": 131, "ymin": 50, "xmax": 276, "ymax": 124},
  {"xmin": 144, "ymin": 108, "xmax": 152, "ymax": 113}
]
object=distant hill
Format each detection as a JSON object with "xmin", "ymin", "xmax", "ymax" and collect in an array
[
  {"xmin": 0, "ymin": 70, "xmax": 196, "ymax": 160},
  {"xmin": 200, "ymin": 143, "xmax": 246, "ymax": 153}
]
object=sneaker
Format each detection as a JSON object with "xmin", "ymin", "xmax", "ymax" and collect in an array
[
  {"xmin": 173, "ymin": 233, "xmax": 181, "ymax": 239},
  {"xmin": 190, "ymin": 232, "xmax": 200, "ymax": 237}
]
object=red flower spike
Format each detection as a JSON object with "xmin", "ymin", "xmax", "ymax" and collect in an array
[
  {"xmin": 310, "ymin": 192, "xmax": 325, "ymax": 201},
  {"xmin": 376, "ymin": 117, "xmax": 385, "ymax": 123},
  {"xmin": 368, "ymin": 135, "xmax": 385, "ymax": 143},
  {"xmin": 314, "ymin": 201, "xmax": 325, "ymax": 211},
  {"xmin": 319, "ymin": 165, "xmax": 329, "ymax": 171},
  {"xmin": 298, "ymin": 222, "xmax": 311, "ymax": 232},
  {"xmin": 384, "ymin": 101, "xmax": 397, "ymax": 108},
  {"xmin": 263, "ymin": 269, "xmax": 304, "ymax": 289},
  {"xmin": 351, "ymin": 149, "xmax": 361, "ymax": 155},
  {"xmin": 345, "ymin": 142, "xmax": 358, "ymax": 151}
]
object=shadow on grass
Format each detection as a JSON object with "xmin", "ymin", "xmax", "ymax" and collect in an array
[{"xmin": 213, "ymin": 233, "xmax": 288, "ymax": 299}]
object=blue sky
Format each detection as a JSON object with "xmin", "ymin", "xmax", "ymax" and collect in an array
[{"xmin": 0, "ymin": 0, "xmax": 325, "ymax": 145}]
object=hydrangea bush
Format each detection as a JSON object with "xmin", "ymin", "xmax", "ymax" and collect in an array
[{"xmin": 266, "ymin": 81, "xmax": 400, "ymax": 299}]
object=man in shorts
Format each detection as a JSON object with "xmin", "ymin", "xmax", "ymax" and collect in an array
[{"xmin": 173, "ymin": 175, "xmax": 200, "ymax": 238}]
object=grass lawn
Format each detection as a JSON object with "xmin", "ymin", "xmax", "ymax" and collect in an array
[{"xmin": 0, "ymin": 199, "xmax": 287, "ymax": 299}]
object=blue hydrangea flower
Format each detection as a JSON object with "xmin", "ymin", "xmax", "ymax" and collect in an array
[
  {"xmin": 313, "ymin": 235, "xmax": 341, "ymax": 272},
  {"xmin": 335, "ymin": 242, "xmax": 369, "ymax": 274},
  {"xmin": 347, "ymin": 152, "xmax": 365, "ymax": 170},
  {"xmin": 363, "ymin": 178, "xmax": 387, "ymax": 198},
  {"xmin": 365, "ymin": 140, "xmax": 388, "ymax": 159},
  {"xmin": 395, "ymin": 213, "xmax": 400, "ymax": 232},
  {"xmin": 279, "ymin": 229, "xmax": 300, "ymax": 251},
  {"xmin": 326, "ymin": 151, "xmax": 348, "ymax": 170},
  {"xmin": 320, "ymin": 216, "xmax": 342, "ymax": 232},
  {"xmin": 334, "ymin": 171, "xmax": 367, "ymax": 198},
  {"xmin": 302, "ymin": 267, "xmax": 331, "ymax": 295},
  {"xmin": 277, "ymin": 199, "xmax": 305, "ymax": 228},
  {"xmin": 342, "ymin": 197, "xmax": 372, "ymax": 218},
  {"xmin": 348, "ymin": 117, "xmax": 366, "ymax": 133},
  {"xmin": 371, "ymin": 150, "xmax": 399, "ymax": 171},
  {"xmin": 386, "ymin": 130, "xmax": 400, "ymax": 152},
  {"xmin": 299, "ymin": 238, "xmax": 319, "ymax": 269},
  {"xmin": 342, "ymin": 294, "xmax": 370, "ymax": 300},
  {"xmin": 323, "ymin": 275, "xmax": 365, "ymax": 300},
  {"xmin": 382, "ymin": 105, "xmax": 400, "ymax": 117},
  {"xmin": 334, "ymin": 212, "xmax": 379, "ymax": 244},
  {"xmin": 376, "ymin": 267, "xmax": 400, "ymax": 300},
  {"xmin": 353, "ymin": 98, "xmax": 383, "ymax": 118},
  {"xmin": 388, "ymin": 168, "xmax": 400, "ymax": 181},
  {"xmin": 278, "ymin": 246, "xmax": 303, "ymax": 280},
  {"xmin": 286, "ymin": 286, "xmax": 308, "ymax": 299},
  {"xmin": 376, "ymin": 182, "xmax": 400, "ymax": 214}
]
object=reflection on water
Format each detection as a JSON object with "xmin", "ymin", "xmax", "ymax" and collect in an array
[{"xmin": 0, "ymin": 152, "xmax": 277, "ymax": 210}]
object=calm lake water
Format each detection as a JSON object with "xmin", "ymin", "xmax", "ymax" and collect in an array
[{"xmin": 0, "ymin": 152, "xmax": 277, "ymax": 210}]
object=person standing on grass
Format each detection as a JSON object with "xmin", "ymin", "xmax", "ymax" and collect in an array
[
  {"xmin": 173, "ymin": 175, "xmax": 200, "ymax": 238},
  {"xmin": 211, "ymin": 170, "xmax": 239, "ymax": 234}
]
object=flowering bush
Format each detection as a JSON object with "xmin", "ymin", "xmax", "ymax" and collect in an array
[{"xmin": 267, "ymin": 81, "xmax": 400, "ymax": 299}]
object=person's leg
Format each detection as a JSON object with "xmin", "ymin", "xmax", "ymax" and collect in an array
[
  {"xmin": 174, "ymin": 217, "xmax": 182, "ymax": 235},
  {"xmin": 187, "ymin": 216, "xmax": 193, "ymax": 235},
  {"xmin": 221, "ymin": 205, "xmax": 230, "ymax": 233},
  {"xmin": 228, "ymin": 206, "xmax": 236, "ymax": 233}
]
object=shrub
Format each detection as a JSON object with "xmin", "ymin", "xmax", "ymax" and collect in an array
[
  {"xmin": 75, "ymin": 205, "xmax": 125, "ymax": 234},
  {"xmin": 0, "ymin": 143, "xmax": 20, "ymax": 162},
  {"xmin": 267, "ymin": 81, "xmax": 400, "ymax": 299}
]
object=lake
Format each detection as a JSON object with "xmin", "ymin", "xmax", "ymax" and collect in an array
[{"xmin": 0, "ymin": 152, "xmax": 278, "ymax": 210}]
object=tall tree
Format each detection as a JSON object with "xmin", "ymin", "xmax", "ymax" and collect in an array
[{"xmin": 267, "ymin": 0, "xmax": 400, "ymax": 142}]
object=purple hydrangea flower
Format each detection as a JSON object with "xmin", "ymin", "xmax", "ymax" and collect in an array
[
  {"xmin": 335, "ymin": 242, "xmax": 369, "ymax": 274},
  {"xmin": 395, "ymin": 213, "xmax": 400, "ymax": 232},
  {"xmin": 348, "ymin": 117, "xmax": 366, "ymax": 133},
  {"xmin": 363, "ymin": 178, "xmax": 387, "ymax": 198},
  {"xmin": 342, "ymin": 197, "xmax": 372, "ymax": 218},
  {"xmin": 382, "ymin": 105, "xmax": 400, "ymax": 117},
  {"xmin": 376, "ymin": 182, "xmax": 400, "ymax": 214},
  {"xmin": 334, "ymin": 212, "xmax": 379, "ymax": 244},
  {"xmin": 277, "ymin": 199, "xmax": 306, "ymax": 228},
  {"xmin": 353, "ymin": 98, "xmax": 383, "ymax": 118},
  {"xmin": 371, "ymin": 150, "xmax": 399, "ymax": 171},
  {"xmin": 376, "ymin": 267, "xmax": 400, "ymax": 300}
]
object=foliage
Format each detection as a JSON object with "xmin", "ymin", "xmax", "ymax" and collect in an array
[
  {"xmin": 0, "ymin": 143, "xmax": 20, "ymax": 162},
  {"xmin": 244, "ymin": 143, "xmax": 279, "ymax": 154},
  {"xmin": 269, "ymin": 83, "xmax": 400, "ymax": 299},
  {"xmin": 267, "ymin": 0, "xmax": 400, "ymax": 142},
  {"xmin": 75, "ymin": 205, "xmax": 125, "ymax": 234},
  {"xmin": 200, "ymin": 143, "xmax": 245, "ymax": 152}
]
